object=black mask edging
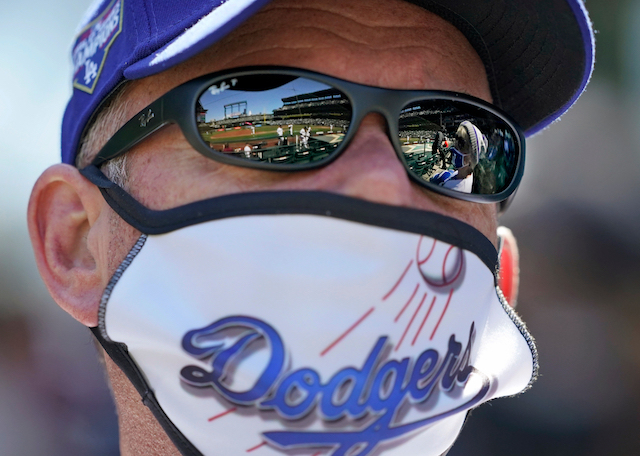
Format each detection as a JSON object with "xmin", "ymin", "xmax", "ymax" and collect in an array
[
  {"xmin": 81, "ymin": 164, "xmax": 498, "ymax": 272},
  {"xmin": 91, "ymin": 326, "xmax": 204, "ymax": 456}
]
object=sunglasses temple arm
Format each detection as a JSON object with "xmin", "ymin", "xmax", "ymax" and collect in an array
[
  {"xmin": 497, "ymin": 189, "xmax": 517, "ymax": 214},
  {"xmin": 91, "ymin": 98, "xmax": 168, "ymax": 166}
]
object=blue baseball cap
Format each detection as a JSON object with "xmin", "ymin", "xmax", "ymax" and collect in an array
[{"xmin": 61, "ymin": 0, "xmax": 595, "ymax": 165}]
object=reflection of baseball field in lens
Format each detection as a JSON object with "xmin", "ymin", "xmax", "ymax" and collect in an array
[
  {"xmin": 202, "ymin": 124, "xmax": 333, "ymax": 143},
  {"xmin": 201, "ymin": 124, "xmax": 342, "ymax": 157}
]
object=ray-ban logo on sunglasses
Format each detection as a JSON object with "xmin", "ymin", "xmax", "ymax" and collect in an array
[
  {"xmin": 209, "ymin": 78, "xmax": 238, "ymax": 96},
  {"xmin": 138, "ymin": 109, "xmax": 155, "ymax": 127}
]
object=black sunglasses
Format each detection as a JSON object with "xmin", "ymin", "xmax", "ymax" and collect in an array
[{"xmin": 88, "ymin": 66, "xmax": 525, "ymax": 204}]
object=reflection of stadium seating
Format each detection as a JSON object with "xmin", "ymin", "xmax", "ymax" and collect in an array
[
  {"xmin": 276, "ymin": 99, "xmax": 347, "ymax": 111},
  {"xmin": 261, "ymin": 145, "xmax": 297, "ymax": 161},
  {"xmin": 272, "ymin": 88, "xmax": 350, "ymax": 126},
  {"xmin": 405, "ymin": 152, "xmax": 439, "ymax": 179},
  {"xmin": 269, "ymin": 118, "xmax": 349, "ymax": 129},
  {"xmin": 213, "ymin": 114, "xmax": 271, "ymax": 128},
  {"xmin": 253, "ymin": 138, "xmax": 337, "ymax": 165},
  {"xmin": 399, "ymin": 108, "xmax": 485, "ymax": 133},
  {"xmin": 399, "ymin": 129, "xmax": 435, "ymax": 139}
]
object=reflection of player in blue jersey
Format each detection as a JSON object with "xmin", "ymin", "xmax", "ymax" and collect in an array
[{"xmin": 430, "ymin": 121, "xmax": 487, "ymax": 193}]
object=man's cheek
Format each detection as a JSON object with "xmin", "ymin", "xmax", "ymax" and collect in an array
[
  {"xmin": 412, "ymin": 189, "xmax": 498, "ymax": 247},
  {"xmin": 105, "ymin": 210, "xmax": 142, "ymax": 277}
]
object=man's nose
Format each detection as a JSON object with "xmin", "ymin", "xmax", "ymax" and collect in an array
[{"xmin": 314, "ymin": 113, "xmax": 415, "ymax": 206}]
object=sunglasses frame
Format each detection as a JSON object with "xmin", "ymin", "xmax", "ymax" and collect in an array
[{"xmin": 89, "ymin": 66, "xmax": 526, "ymax": 205}]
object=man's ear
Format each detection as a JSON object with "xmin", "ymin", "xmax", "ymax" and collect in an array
[
  {"xmin": 28, "ymin": 164, "xmax": 107, "ymax": 327},
  {"xmin": 497, "ymin": 226, "xmax": 520, "ymax": 308}
]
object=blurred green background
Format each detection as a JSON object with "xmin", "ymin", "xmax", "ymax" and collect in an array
[{"xmin": 1, "ymin": 0, "xmax": 639, "ymax": 454}]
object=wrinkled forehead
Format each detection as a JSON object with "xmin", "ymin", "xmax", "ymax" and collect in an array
[{"xmin": 116, "ymin": 4, "xmax": 491, "ymax": 122}]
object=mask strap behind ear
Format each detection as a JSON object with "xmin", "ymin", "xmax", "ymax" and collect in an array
[{"xmin": 497, "ymin": 226, "xmax": 520, "ymax": 308}]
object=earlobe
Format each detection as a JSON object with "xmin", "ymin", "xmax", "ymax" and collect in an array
[
  {"xmin": 28, "ymin": 164, "xmax": 107, "ymax": 327},
  {"xmin": 497, "ymin": 226, "xmax": 520, "ymax": 308}
]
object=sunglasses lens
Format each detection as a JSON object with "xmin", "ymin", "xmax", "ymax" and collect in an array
[
  {"xmin": 195, "ymin": 72, "xmax": 520, "ymax": 198},
  {"xmin": 197, "ymin": 74, "xmax": 351, "ymax": 165},
  {"xmin": 399, "ymin": 100, "xmax": 520, "ymax": 196}
]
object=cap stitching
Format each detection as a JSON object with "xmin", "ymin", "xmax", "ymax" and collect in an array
[
  {"xmin": 148, "ymin": 0, "xmax": 158, "ymax": 35},
  {"xmin": 495, "ymin": 10, "xmax": 530, "ymax": 60},
  {"xmin": 483, "ymin": 3, "xmax": 515, "ymax": 50},
  {"xmin": 480, "ymin": 0, "xmax": 508, "ymax": 38},
  {"xmin": 130, "ymin": 0, "xmax": 141, "ymax": 47},
  {"xmin": 501, "ymin": 15, "xmax": 556, "ymax": 100},
  {"xmin": 522, "ymin": 6, "xmax": 547, "ymax": 71},
  {"xmin": 473, "ymin": 3, "xmax": 493, "ymax": 29},
  {"xmin": 515, "ymin": 49, "xmax": 562, "ymax": 111}
]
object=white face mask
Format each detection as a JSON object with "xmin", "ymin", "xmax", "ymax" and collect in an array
[{"xmin": 91, "ymin": 188, "xmax": 536, "ymax": 456}]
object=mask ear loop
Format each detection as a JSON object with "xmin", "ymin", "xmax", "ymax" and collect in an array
[
  {"xmin": 90, "ymin": 326, "xmax": 204, "ymax": 456},
  {"xmin": 497, "ymin": 226, "xmax": 520, "ymax": 308}
]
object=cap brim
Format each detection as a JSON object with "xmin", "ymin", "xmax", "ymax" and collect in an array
[
  {"xmin": 410, "ymin": 0, "xmax": 594, "ymax": 135},
  {"xmin": 63, "ymin": 0, "xmax": 594, "ymax": 164},
  {"xmin": 126, "ymin": 0, "xmax": 594, "ymax": 137}
]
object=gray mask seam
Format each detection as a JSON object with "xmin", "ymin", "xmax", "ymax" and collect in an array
[
  {"xmin": 98, "ymin": 233, "xmax": 148, "ymax": 341},
  {"xmin": 495, "ymin": 285, "xmax": 539, "ymax": 391}
]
